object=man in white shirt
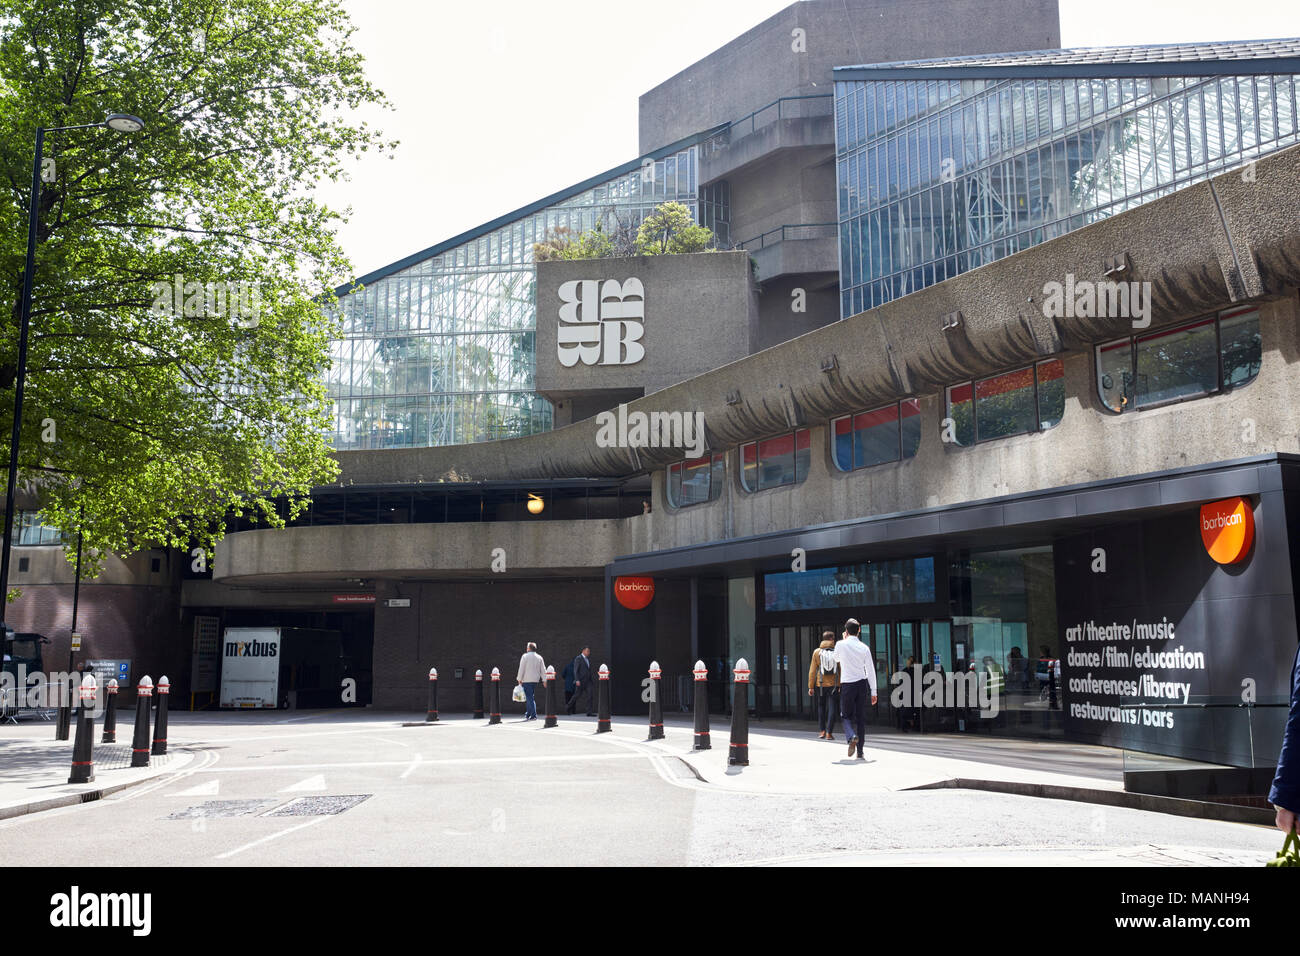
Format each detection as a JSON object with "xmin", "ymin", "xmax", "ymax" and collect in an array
[
  {"xmin": 516, "ymin": 642, "xmax": 547, "ymax": 720},
  {"xmin": 833, "ymin": 618, "xmax": 877, "ymax": 759}
]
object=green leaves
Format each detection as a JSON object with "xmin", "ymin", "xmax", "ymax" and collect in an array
[
  {"xmin": 0, "ymin": 0, "xmax": 391, "ymax": 570},
  {"xmin": 633, "ymin": 201, "xmax": 716, "ymax": 255}
]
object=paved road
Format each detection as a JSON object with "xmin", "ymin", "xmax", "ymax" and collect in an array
[{"xmin": 0, "ymin": 713, "xmax": 1282, "ymax": 866}]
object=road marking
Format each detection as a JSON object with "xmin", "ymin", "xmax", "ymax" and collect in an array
[
  {"xmin": 280, "ymin": 774, "xmax": 327, "ymax": 792},
  {"xmin": 365, "ymin": 734, "xmax": 410, "ymax": 748},
  {"xmin": 399, "ymin": 755, "xmax": 422, "ymax": 779},
  {"xmin": 214, "ymin": 816, "xmax": 328, "ymax": 860},
  {"xmin": 170, "ymin": 779, "xmax": 220, "ymax": 797},
  {"xmin": 192, "ymin": 752, "xmax": 648, "ymax": 773}
]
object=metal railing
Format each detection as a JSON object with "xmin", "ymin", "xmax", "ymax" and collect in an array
[
  {"xmin": 735, "ymin": 222, "xmax": 838, "ymax": 251},
  {"xmin": 703, "ymin": 94, "xmax": 834, "ymax": 153}
]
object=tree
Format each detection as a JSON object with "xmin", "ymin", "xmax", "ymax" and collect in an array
[
  {"xmin": 634, "ymin": 201, "xmax": 716, "ymax": 255},
  {"xmin": 0, "ymin": 0, "xmax": 392, "ymax": 572}
]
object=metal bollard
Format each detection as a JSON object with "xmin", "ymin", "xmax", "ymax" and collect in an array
[
  {"xmin": 728, "ymin": 658, "xmax": 750, "ymax": 766},
  {"xmin": 543, "ymin": 665, "xmax": 558, "ymax": 728},
  {"xmin": 647, "ymin": 661, "xmax": 664, "ymax": 740},
  {"xmin": 131, "ymin": 676, "xmax": 153, "ymax": 768},
  {"xmin": 101, "ymin": 678, "xmax": 119, "ymax": 743},
  {"xmin": 68, "ymin": 674, "xmax": 98, "ymax": 784},
  {"xmin": 473, "ymin": 669, "xmax": 484, "ymax": 719},
  {"xmin": 55, "ymin": 673, "xmax": 73, "ymax": 741},
  {"xmin": 692, "ymin": 660, "xmax": 711, "ymax": 750},
  {"xmin": 488, "ymin": 667, "xmax": 502, "ymax": 725},
  {"xmin": 596, "ymin": 664, "xmax": 611, "ymax": 733},
  {"xmin": 426, "ymin": 668, "xmax": 439, "ymax": 722},
  {"xmin": 151, "ymin": 675, "xmax": 170, "ymax": 756}
]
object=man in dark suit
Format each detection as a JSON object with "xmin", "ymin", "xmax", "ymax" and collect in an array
[
  {"xmin": 1272, "ymin": 644, "xmax": 1300, "ymax": 833},
  {"xmin": 567, "ymin": 646, "xmax": 595, "ymax": 716}
]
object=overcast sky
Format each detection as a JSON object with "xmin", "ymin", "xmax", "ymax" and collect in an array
[{"xmin": 316, "ymin": 0, "xmax": 1300, "ymax": 278}]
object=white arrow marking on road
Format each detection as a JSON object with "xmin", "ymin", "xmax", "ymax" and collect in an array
[
  {"xmin": 280, "ymin": 774, "xmax": 327, "ymax": 792},
  {"xmin": 169, "ymin": 779, "xmax": 220, "ymax": 797},
  {"xmin": 400, "ymin": 755, "xmax": 422, "ymax": 779}
]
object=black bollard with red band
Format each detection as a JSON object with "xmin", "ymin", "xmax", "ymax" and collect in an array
[
  {"xmin": 692, "ymin": 660, "xmax": 711, "ymax": 750},
  {"xmin": 596, "ymin": 664, "xmax": 612, "ymax": 733},
  {"xmin": 647, "ymin": 661, "xmax": 664, "ymax": 740},
  {"xmin": 473, "ymin": 669, "xmax": 484, "ymax": 719},
  {"xmin": 102, "ymin": 678, "xmax": 119, "ymax": 743},
  {"xmin": 426, "ymin": 668, "xmax": 439, "ymax": 722},
  {"xmin": 728, "ymin": 658, "xmax": 750, "ymax": 766},
  {"xmin": 151, "ymin": 676, "xmax": 170, "ymax": 756},
  {"xmin": 488, "ymin": 667, "xmax": 502, "ymax": 725},
  {"xmin": 55, "ymin": 673, "xmax": 73, "ymax": 741},
  {"xmin": 68, "ymin": 674, "xmax": 98, "ymax": 784},
  {"xmin": 543, "ymin": 665, "xmax": 558, "ymax": 728},
  {"xmin": 130, "ymin": 676, "xmax": 153, "ymax": 768}
]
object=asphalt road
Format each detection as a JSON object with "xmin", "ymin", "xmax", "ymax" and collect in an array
[{"xmin": 0, "ymin": 712, "xmax": 1283, "ymax": 866}]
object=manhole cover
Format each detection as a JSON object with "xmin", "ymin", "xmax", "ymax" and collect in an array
[
  {"xmin": 265, "ymin": 795, "xmax": 371, "ymax": 817},
  {"xmin": 168, "ymin": 799, "xmax": 281, "ymax": 819}
]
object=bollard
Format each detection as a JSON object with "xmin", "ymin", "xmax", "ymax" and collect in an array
[
  {"xmin": 68, "ymin": 674, "xmax": 98, "ymax": 784},
  {"xmin": 426, "ymin": 667, "xmax": 439, "ymax": 722},
  {"xmin": 101, "ymin": 678, "xmax": 119, "ymax": 744},
  {"xmin": 473, "ymin": 669, "xmax": 484, "ymax": 719},
  {"xmin": 647, "ymin": 661, "xmax": 664, "ymax": 740},
  {"xmin": 596, "ymin": 664, "xmax": 611, "ymax": 733},
  {"xmin": 152, "ymin": 676, "xmax": 170, "ymax": 756},
  {"xmin": 728, "ymin": 658, "xmax": 750, "ymax": 766},
  {"xmin": 543, "ymin": 665, "xmax": 558, "ymax": 728},
  {"xmin": 488, "ymin": 667, "xmax": 502, "ymax": 725},
  {"xmin": 692, "ymin": 660, "xmax": 711, "ymax": 750},
  {"xmin": 55, "ymin": 673, "xmax": 73, "ymax": 741},
  {"xmin": 131, "ymin": 676, "xmax": 153, "ymax": 768}
]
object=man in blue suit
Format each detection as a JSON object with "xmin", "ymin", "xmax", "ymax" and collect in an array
[{"xmin": 1272, "ymin": 645, "xmax": 1300, "ymax": 833}]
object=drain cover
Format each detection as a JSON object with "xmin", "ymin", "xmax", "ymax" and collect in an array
[
  {"xmin": 265, "ymin": 794, "xmax": 371, "ymax": 816},
  {"xmin": 168, "ymin": 799, "xmax": 281, "ymax": 819}
]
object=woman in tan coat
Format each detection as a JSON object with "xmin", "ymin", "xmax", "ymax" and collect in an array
[{"xmin": 807, "ymin": 630, "xmax": 841, "ymax": 740}]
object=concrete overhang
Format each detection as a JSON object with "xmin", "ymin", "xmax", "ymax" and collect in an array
[
  {"xmin": 213, "ymin": 519, "xmax": 626, "ymax": 585},
  {"xmin": 700, "ymin": 115, "xmax": 835, "ymax": 185},
  {"xmin": 335, "ymin": 143, "xmax": 1300, "ymax": 486},
  {"xmin": 750, "ymin": 235, "xmax": 839, "ymax": 282}
]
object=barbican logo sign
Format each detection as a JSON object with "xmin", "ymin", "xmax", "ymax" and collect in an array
[
  {"xmin": 557, "ymin": 278, "xmax": 645, "ymax": 367},
  {"xmin": 1199, "ymin": 496, "xmax": 1255, "ymax": 565},
  {"xmin": 614, "ymin": 576, "xmax": 655, "ymax": 611}
]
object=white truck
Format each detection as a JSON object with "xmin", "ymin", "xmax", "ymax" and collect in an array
[{"xmin": 218, "ymin": 627, "xmax": 283, "ymax": 709}]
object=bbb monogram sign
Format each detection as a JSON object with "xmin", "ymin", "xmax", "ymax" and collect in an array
[{"xmin": 557, "ymin": 278, "xmax": 646, "ymax": 367}]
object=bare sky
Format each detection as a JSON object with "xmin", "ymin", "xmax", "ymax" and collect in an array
[{"xmin": 316, "ymin": 0, "xmax": 1300, "ymax": 278}]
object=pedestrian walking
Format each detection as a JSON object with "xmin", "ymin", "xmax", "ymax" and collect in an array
[
  {"xmin": 566, "ymin": 646, "xmax": 596, "ymax": 716},
  {"xmin": 807, "ymin": 630, "xmax": 840, "ymax": 740},
  {"xmin": 516, "ymin": 642, "xmax": 547, "ymax": 721},
  {"xmin": 1272, "ymin": 643, "xmax": 1300, "ymax": 833},
  {"xmin": 834, "ymin": 618, "xmax": 877, "ymax": 760}
]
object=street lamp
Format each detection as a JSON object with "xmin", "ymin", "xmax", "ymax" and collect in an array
[{"xmin": 0, "ymin": 113, "xmax": 145, "ymax": 651}]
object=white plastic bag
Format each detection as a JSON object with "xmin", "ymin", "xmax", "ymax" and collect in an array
[{"xmin": 511, "ymin": 685, "xmax": 526, "ymax": 703}]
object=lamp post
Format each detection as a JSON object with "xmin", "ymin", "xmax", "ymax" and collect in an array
[{"xmin": 0, "ymin": 114, "xmax": 144, "ymax": 647}]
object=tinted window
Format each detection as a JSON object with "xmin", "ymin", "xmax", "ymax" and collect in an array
[
  {"xmin": 1036, "ymin": 359, "xmax": 1065, "ymax": 428},
  {"xmin": 1135, "ymin": 317, "xmax": 1217, "ymax": 407},
  {"xmin": 975, "ymin": 367, "xmax": 1037, "ymax": 440}
]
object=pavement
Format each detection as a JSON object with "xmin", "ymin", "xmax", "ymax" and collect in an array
[{"xmin": 0, "ymin": 708, "xmax": 1285, "ymax": 866}]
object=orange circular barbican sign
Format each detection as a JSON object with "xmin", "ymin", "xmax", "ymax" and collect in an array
[
  {"xmin": 614, "ymin": 576, "xmax": 655, "ymax": 610},
  {"xmin": 1200, "ymin": 497, "xmax": 1255, "ymax": 565}
]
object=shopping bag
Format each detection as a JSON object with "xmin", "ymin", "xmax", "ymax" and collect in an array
[
  {"xmin": 511, "ymin": 685, "xmax": 526, "ymax": 703},
  {"xmin": 1266, "ymin": 826, "xmax": 1300, "ymax": 867}
]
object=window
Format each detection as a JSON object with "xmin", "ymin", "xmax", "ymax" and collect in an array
[
  {"xmin": 946, "ymin": 360, "xmax": 1065, "ymax": 445},
  {"xmin": 740, "ymin": 429, "xmax": 810, "ymax": 491},
  {"xmin": 832, "ymin": 399, "xmax": 921, "ymax": 471},
  {"xmin": 1095, "ymin": 306, "xmax": 1261, "ymax": 413},
  {"xmin": 11, "ymin": 511, "xmax": 61, "ymax": 546},
  {"xmin": 667, "ymin": 453, "xmax": 725, "ymax": 508}
]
